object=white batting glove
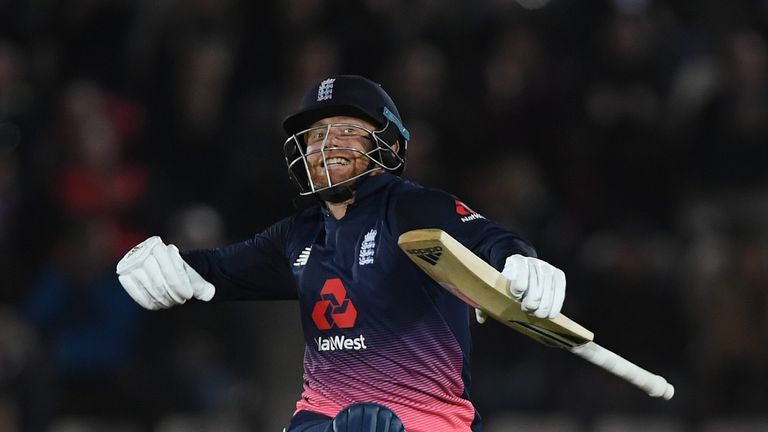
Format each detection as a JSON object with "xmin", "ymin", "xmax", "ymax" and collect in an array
[
  {"xmin": 502, "ymin": 255, "xmax": 566, "ymax": 319},
  {"xmin": 116, "ymin": 236, "xmax": 215, "ymax": 310}
]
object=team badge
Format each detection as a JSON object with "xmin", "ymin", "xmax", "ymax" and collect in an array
[
  {"xmin": 317, "ymin": 78, "xmax": 336, "ymax": 101},
  {"xmin": 359, "ymin": 229, "xmax": 377, "ymax": 265}
]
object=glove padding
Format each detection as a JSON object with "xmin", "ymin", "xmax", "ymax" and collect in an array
[
  {"xmin": 116, "ymin": 236, "xmax": 215, "ymax": 310},
  {"xmin": 501, "ymin": 254, "xmax": 566, "ymax": 319}
]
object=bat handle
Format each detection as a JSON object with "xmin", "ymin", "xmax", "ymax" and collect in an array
[{"xmin": 569, "ymin": 341, "xmax": 674, "ymax": 400}]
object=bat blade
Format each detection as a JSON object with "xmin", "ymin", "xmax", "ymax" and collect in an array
[
  {"xmin": 398, "ymin": 228, "xmax": 675, "ymax": 399},
  {"xmin": 398, "ymin": 228, "xmax": 593, "ymax": 347}
]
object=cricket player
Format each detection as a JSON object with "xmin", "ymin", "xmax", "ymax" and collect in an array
[{"xmin": 116, "ymin": 75, "xmax": 566, "ymax": 432}]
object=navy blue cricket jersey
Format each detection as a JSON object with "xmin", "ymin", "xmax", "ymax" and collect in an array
[{"xmin": 182, "ymin": 173, "xmax": 535, "ymax": 432}]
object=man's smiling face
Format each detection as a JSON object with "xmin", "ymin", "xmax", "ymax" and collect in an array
[{"xmin": 304, "ymin": 116, "xmax": 378, "ymax": 189}]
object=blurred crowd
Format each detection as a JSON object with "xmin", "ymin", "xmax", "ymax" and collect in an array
[{"xmin": 1, "ymin": 0, "xmax": 767, "ymax": 431}]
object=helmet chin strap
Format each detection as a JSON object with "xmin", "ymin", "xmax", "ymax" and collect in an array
[
  {"xmin": 291, "ymin": 184, "xmax": 354, "ymax": 209},
  {"xmin": 291, "ymin": 183, "xmax": 354, "ymax": 209}
]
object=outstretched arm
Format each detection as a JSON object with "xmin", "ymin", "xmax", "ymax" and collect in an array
[
  {"xmin": 393, "ymin": 187, "xmax": 564, "ymax": 320},
  {"xmin": 116, "ymin": 217, "xmax": 298, "ymax": 310}
]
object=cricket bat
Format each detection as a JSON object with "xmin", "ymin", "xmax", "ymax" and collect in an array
[{"xmin": 398, "ymin": 229, "xmax": 674, "ymax": 400}]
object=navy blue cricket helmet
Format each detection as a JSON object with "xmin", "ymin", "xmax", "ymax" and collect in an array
[{"xmin": 282, "ymin": 75, "xmax": 410, "ymax": 201}]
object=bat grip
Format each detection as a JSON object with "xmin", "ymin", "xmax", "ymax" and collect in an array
[{"xmin": 569, "ymin": 341, "xmax": 674, "ymax": 400}]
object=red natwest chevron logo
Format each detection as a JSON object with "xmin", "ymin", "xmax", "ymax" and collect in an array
[
  {"xmin": 456, "ymin": 199, "xmax": 484, "ymax": 223},
  {"xmin": 455, "ymin": 200, "xmax": 473, "ymax": 216},
  {"xmin": 312, "ymin": 278, "xmax": 358, "ymax": 330}
]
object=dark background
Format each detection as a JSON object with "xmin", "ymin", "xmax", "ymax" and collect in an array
[{"xmin": 1, "ymin": 0, "xmax": 767, "ymax": 431}]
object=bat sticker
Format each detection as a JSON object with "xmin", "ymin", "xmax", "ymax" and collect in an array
[{"xmin": 405, "ymin": 246, "xmax": 443, "ymax": 265}]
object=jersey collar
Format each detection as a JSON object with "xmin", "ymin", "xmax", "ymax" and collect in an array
[
  {"xmin": 354, "ymin": 172, "xmax": 397, "ymax": 202},
  {"xmin": 321, "ymin": 173, "xmax": 398, "ymax": 219}
]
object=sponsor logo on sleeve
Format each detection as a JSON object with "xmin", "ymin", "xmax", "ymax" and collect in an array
[{"xmin": 455, "ymin": 200, "xmax": 485, "ymax": 223}]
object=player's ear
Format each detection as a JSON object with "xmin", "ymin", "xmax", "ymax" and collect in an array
[{"xmin": 391, "ymin": 141, "xmax": 400, "ymax": 153}]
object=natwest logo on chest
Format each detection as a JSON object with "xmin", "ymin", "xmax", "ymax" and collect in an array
[
  {"xmin": 311, "ymin": 278, "xmax": 358, "ymax": 330},
  {"xmin": 315, "ymin": 334, "xmax": 367, "ymax": 352}
]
